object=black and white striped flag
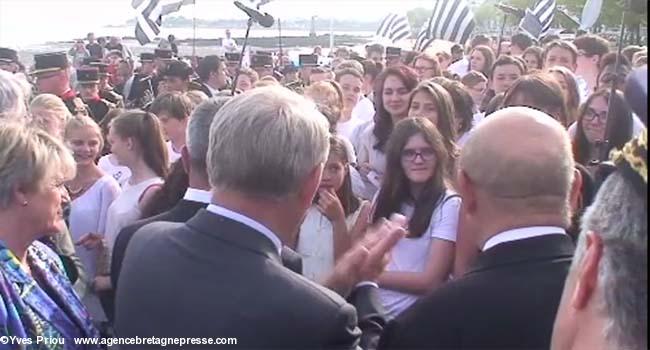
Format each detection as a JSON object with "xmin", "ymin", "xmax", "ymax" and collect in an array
[
  {"xmin": 415, "ymin": 0, "xmax": 475, "ymax": 52},
  {"xmin": 375, "ymin": 13, "xmax": 412, "ymax": 44},
  {"xmin": 132, "ymin": 0, "xmax": 195, "ymax": 45},
  {"xmin": 518, "ymin": 0, "xmax": 556, "ymax": 39},
  {"xmin": 532, "ymin": 0, "xmax": 556, "ymax": 34}
]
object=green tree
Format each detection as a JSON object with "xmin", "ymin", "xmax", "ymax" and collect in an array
[{"xmin": 407, "ymin": 7, "xmax": 433, "ymax": 32}]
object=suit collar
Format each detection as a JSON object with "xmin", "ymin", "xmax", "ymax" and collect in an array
[
  {"xmin": 186, "ymin": 209, "xmax": 282, "ymax": 264},
  {"xmin": 467, "ymin": 234, "xmax": 575, "ymax": 276}
]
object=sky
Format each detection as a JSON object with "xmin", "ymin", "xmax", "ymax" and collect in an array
[{"xmin": 0, "ymin": 0, "xmax": 438, "ymax": 28}]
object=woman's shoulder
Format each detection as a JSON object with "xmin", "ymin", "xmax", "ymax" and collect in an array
[{"xmin": 29, "ymin": 241, "xmax": 66, "ymax": 272}]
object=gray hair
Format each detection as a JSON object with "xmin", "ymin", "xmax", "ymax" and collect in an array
[
  {"xmin": 573, "ymin": 172, "xmax": 647, "ymax": 350},
  {"xmin": 0, "ymin": 70, "xmax": 30, "ymax": 121},
  {"xmin": 207, "ymin": 86, "xmax": 330, "ymax": 199},
  {"xmin": 186, "ymin": 96, "xmax": 232, "ymax": 166},
  {"xmin": 0, "ymin": 123, "xmax": 76, "ymax": 209}
]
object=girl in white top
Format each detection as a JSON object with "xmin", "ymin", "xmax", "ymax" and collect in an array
[
  {"xmin": 335, "ymin": 68, "xmax": 372, "ymax": 142},
  {"xmin": 297, "ymin": 136, "xmax": 369, "ymax": 282},
  {"xmin": 357, "ymin": 66, "xmax": 419, "ymax": 200},
  {"xmin": 372, "ymin": 117, "xmax": 460, "ymax": 320},
  {"xmin": 98, "ymin": 153, "xmax": 131, "ymax": 187},
  {"xmin": 93, "ymin": 110, "xmax": 168, "ymax": 292},
  {"xmin": 65, "ymin": 115, "xmax": 121, "ymax": 323},
  {"xmin": 408, "ymin": 80, "xmax": 461, "ymax": 183}
]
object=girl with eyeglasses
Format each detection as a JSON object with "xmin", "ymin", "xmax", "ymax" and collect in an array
[
  {"xmin": 573, "ymin": 89, "xmax": 633, "ymax": 170},
  {"xmin": 371, "ymin": 117, "xmax": 460, "ymax": 320}
]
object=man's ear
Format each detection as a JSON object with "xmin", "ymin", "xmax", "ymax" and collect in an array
[
  {"xmin": 569, "ymin": 168, "xmax": 584, "ymax": 216},
  {"xmin": 571, "ymin": 232, "xmax": 603, "ymax": 310},
  {"xmin": 299, "ymin": 163, "xmax": 324, "ymax": 207},
  {"xmin": 457, "ymin": 170, "xmax": 478, "ymax": 215}
]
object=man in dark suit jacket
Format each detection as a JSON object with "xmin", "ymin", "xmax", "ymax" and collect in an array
[
  {"xmin": 115, "ymin": 87, "xmax": 403, "ymax": 348},
  {"xmin": 379, "ymin": 107, "xmax": 582, "ymax": 349},
  {"xmin": 193, "ymin": 55, "xmax": 228, "ymax": 97}
]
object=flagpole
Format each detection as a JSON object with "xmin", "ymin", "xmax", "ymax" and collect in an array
[
  {"xmin": 278, "ymin": 18, "xmax": 283, "ymax": 60},
  {"xmin": 192, "ymin": 0, "xmax": 197, "ymax": 59},
  {"xmin": 496, "ymin": 13, "xmax": 507, "ymax": 57}
]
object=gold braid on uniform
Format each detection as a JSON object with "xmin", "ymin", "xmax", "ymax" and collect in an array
[{"xmin": 609, "ymin": 129, "xmax": 647, "ymax": 197}]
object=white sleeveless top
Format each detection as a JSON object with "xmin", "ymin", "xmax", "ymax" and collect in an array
[
  {"xmin": 68, "ymin": 175, "xmax": 121, "ymax": 321},
  {"xmin": 104, "ymin": 177, "xmax": 163, "ymax": 262},
  {"xmin": 297, "ymin": 205, "xmax": 363, "ymax": 282}
]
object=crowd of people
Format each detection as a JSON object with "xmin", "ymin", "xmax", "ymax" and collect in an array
[{"xmin": 0, "ymin": 27, "xmax": 646, "ymax": 350}]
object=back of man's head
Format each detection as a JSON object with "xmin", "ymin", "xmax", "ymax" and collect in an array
[
  {"xmin": 0, "ymin": 70, "xmax": 29, "ymax": 121},
  {"xmin": 459, "ymin": 107, "xmax": 575, "ymax": 223},
  {"xmin": 186, "ymin": 96, "xmax": 231, "ymax": 169},
  {"xmin": 569, "ymin": 168, "xmax": 647, "ymax": 350},
  {"xmin": 207, "ymin": 86, "xmax": 330, "ymax": 199}
]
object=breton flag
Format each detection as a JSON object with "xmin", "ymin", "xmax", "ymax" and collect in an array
[
  {"xmin": 132, "ymin": 0, "xmax": 195, "ymax": 45},
  {"xmin": 415, "ymin": 0, "xmax": 475, "ymax": 52},
  {"xmin": 519, "ymin": 0, "xmax": 556, "ymax": 39},
  {"xmin": 375, "ymin": 13, "xmax": 413, "ymax": 44}
]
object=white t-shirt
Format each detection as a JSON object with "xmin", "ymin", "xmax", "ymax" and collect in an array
[
  {"xmin": 222, "ymin": 38, "xmax": 238, "ymax": 52},
  {"xmin": 352, "ymin": 97, "xmax": 376, "ymax": 123},
  {"xmin": 356, "ymin": 123, "xmax": 387, "ymax": 200},
  {"xmin": 166, "ymin": 141, "xmax": 182, "ymax": 164},
  {"xmin": 297, "ymin": 205, "xmax": 363, "ymax": 282},
  {"xmin": 377, "ymin": 191, "xmax": 461, "ymax": 320},
  {"xmin": 98, "ymin": 154, "xmax": 131, "ymax": 188},
  {"xmin": 448, "ymin": 57, "xmax": 469, "ymax": 78},
  {"xmin": 69, "ymin": 175, "xmax": 121, "ymax": 321},
  {"xmin": 337, "ymin": 117, "xmax": 367, "ymax": 145}
]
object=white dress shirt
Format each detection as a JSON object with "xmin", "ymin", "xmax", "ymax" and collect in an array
[
  {"xmin": 483, "ymin": 226, "xmax": 566, "ymax": 251},
  {"xmin": 206, "ymin": 204, "xmax": 282, "ymax": 255},
  {"xmin": 183, "ymin": 188, "xmax": 211, "ymax": 204}
]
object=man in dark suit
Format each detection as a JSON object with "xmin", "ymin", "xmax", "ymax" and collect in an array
[
  {"xmin": 115, "ymin": 87, "xmax": 404, "ymax": 348},
  {"xmin": 379, "ymin": 107, "xmax": 583, "ymax": 349},
  {"xmin": 193, "ymin": 55, "xmax": 228, "ymax": 97}
]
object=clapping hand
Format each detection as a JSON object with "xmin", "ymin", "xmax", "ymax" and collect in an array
[{"xmin": 322, "ymin": 216, "xmax": 406, "ymax": 297}]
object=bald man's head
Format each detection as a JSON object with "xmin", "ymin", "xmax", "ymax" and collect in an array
[{"xmin": 460, "ymin": 107, "xmax": 575, "ymax": 220}]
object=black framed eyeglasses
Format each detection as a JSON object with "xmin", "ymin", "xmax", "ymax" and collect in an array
[
  {"xmin": 401, "ymin": 148, "xmax": 436, "ymax": 162},
  {"xmin": 584, "ymin": 107, "xmax": 608, "ymax": 123}
]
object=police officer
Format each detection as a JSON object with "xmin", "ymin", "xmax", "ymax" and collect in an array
[
  {"xmin": 90, "ymin": 61, "xmax": 125, "ymax": 108},
  {"xmin": 160, "ymin": 59, "xmax": 193, "ymax": 93},
  {"xmin": 30, "ymin": 51, "xmax": 89, "ymax": 116},
  {"xmin": 76, "ymin": 67, "xmax": 116, "ymax": 123},
  {"xmin": 117, "ymin": 53, "xmax": 156, "ymax": 109},
  {"xmin": 251, "ymin": 52, "xmax": 274, "ymax": 79},
  {"xmin": 0, "ymin": 47, "xmax": 19, "ymax": 73},
  {"xmin": 153, "ymin": 48, "xmax": 174, "ymax": 96}
]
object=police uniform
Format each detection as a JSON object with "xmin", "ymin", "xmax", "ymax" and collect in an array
[
  {"xmin": 296, "ymin": 54, "xmax": 319, "ymax": 90},
  {"xmin": 281, "ymin": 63, "xmax": 303, "ymax": 93},
  {"xmin": 117, "ymin": 53, "xmax": 155, "ymax": 109},
  {"xmin": 76, "ymin": 67, "xmax": 116, "ymax": 123},
  {"xmin": 152, "ymin": 48, "xmax": 174, "ymax": 96},
  {"xmin": 91, "ymin": 62, "xmax": 125, "ymax": 108},
  {"xmin": 0, "ymin": 47, "xmax": 20, "ymax": 73},
  {"xmin": 30, "ymin": 52, "xmax": 90, "ymax": 116},
  {"xmin": 251, "ymin": 53, "xmax": 274, "ymax": 80}
]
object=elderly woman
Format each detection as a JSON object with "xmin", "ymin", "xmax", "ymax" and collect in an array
[
  {"xmin": 0, "ymin": 123, "xmax": 99, "ymax": 345},
  {"xmin": 0, "ymin": 70, "xmax": 30, "ymax": 121},
  {"xmin": 30, "ymin": 93, "xmax": 73, "ymax": 140}
]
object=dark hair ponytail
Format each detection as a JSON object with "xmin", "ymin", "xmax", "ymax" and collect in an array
[{"xmin": 111, "ymin": 110, "xmax": 169, "ymax": 179}]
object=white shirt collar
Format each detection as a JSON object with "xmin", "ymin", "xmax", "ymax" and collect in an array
[
  {"xmin": 483, "ymin": 226, "xmax": 566, "ymax": 251},
  {"xmin": 183, "ymin": 188, "xmax": 212, "ymax": 204},
  {"xmin": 205, "ymin": 204, "xmax": 283, "ymax": 255},
  {"xmin": 206, "ymin": 83, "xmax": 219, "ymax": 96}
]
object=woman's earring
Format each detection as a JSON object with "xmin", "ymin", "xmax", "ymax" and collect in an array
[{"xmin": 22, "ymin": 201, "xmax": 28, "ymax": 206}]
